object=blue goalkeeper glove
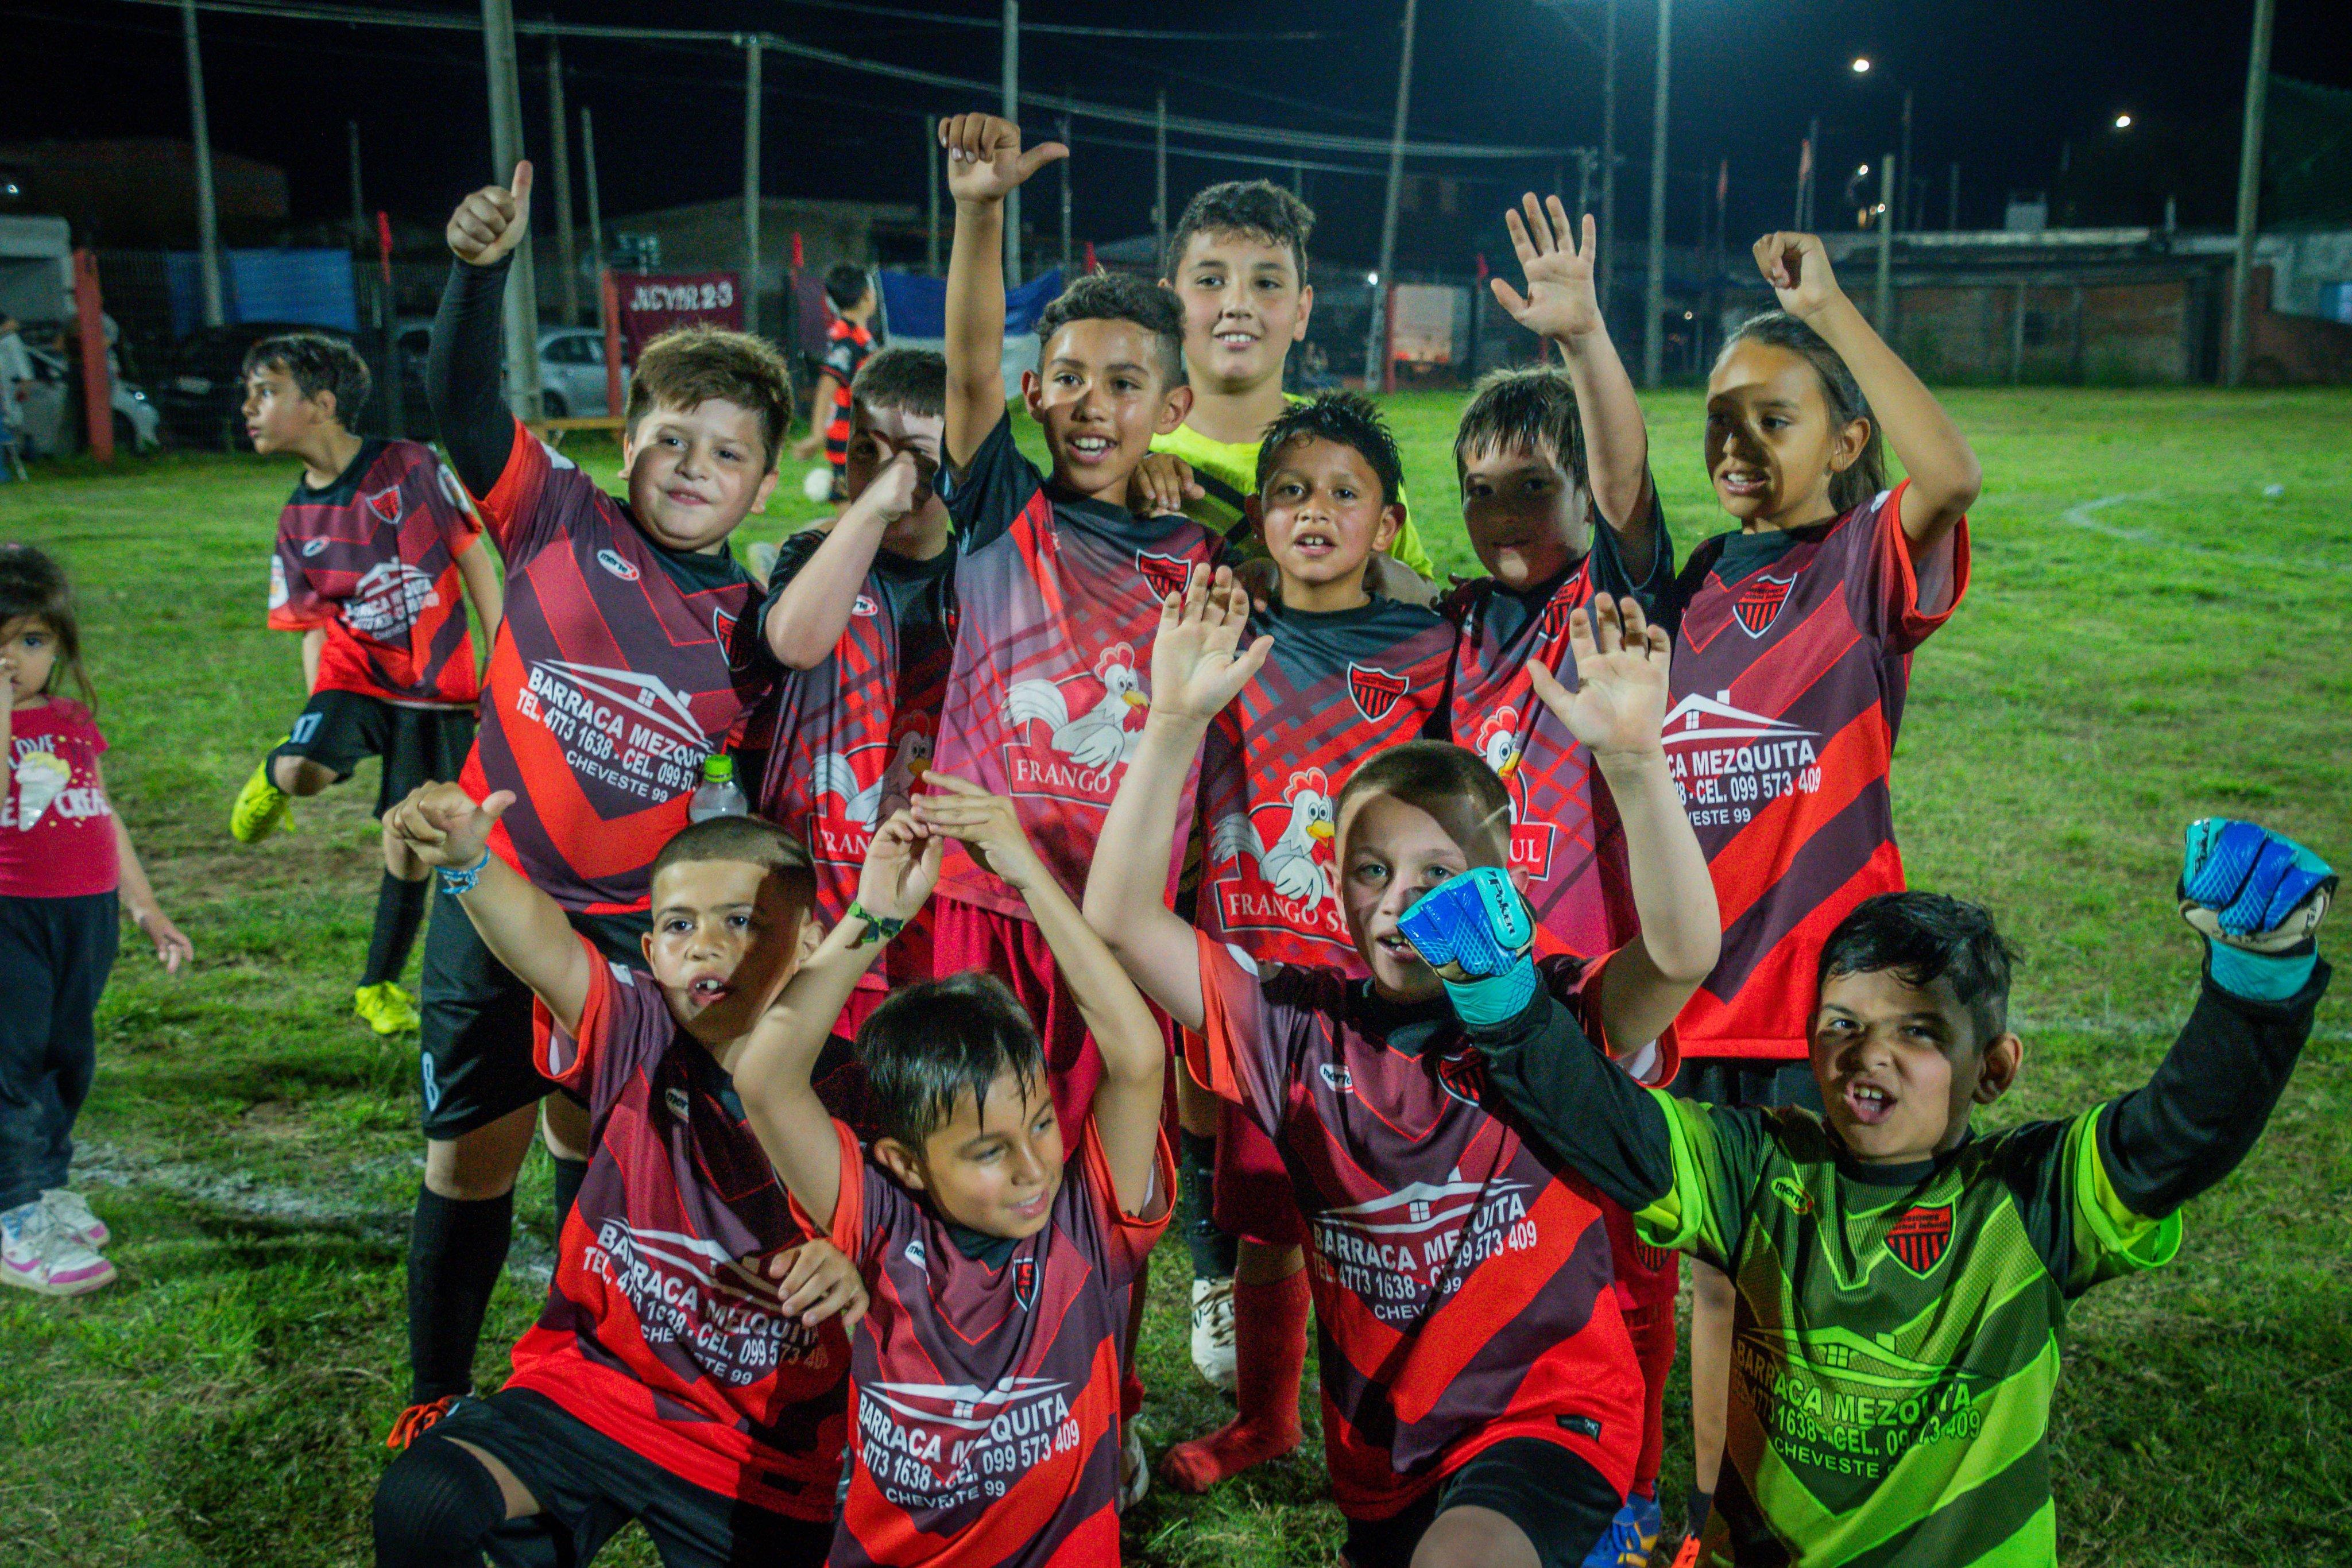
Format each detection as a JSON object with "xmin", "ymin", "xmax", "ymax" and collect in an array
[
  {"xmin": 2179, "ymin": 818, "xmax": 2333, "ymax": 1002},
  {"xmin": 1398, "ymin": 867, "xmax": 1538, "ymax": 1027}
]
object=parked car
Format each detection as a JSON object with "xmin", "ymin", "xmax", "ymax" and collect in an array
[
  {"xmin": 13, "ymin": 341, "xmax": 163, "ymax": 456},
  {"xmin": 157, "ymin": 321, "xmax": 371, "ymax": 451},
  {"xmin": 395, "ymin": 320, "xmax": 624, "ymax": 420}
]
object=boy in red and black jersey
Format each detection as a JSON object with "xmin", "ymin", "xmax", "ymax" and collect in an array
[
  {"xmin": 1657, "ymin": 230, "xmax": 1980, "ymax": 1543},
  {"xmin": 933, "ymin": 115, "xmax": 1222, "ymax": 1136},
  {"xmin": 395, "ymin": 164, "xmax": 796, "ymax": 1438},
  {"xmin": 755, "ymin": 348, "xmax": 956, "ymax": 1036},
  {"xmin": 1175, "ymin": 392, "xmax": 1452, "ymax": 1491},
  {"xmin": 373, "ymin": 795, "xmax": 870, "ymax": 1568},
  {"xmin": 732, "ymin": 781, "xmax": 1171, "ymax": 1567},
  {"xmin": 1089, "ymin": 580, "xmax": 1719, "ymax": 1568},
  {"xmin": 226, "ymin": 330, "xmax": 502, "ymax": 1041},
  {"xmin": 793, "ymin": 264, "xmax": 880, "ymax": 498}
]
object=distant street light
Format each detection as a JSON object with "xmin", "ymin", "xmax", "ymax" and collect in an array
[
  {"xmin": 2114, "ymin": 113, "xmax": 2134, "ymax": 130},
  {"xmin": 1850, "ymin": 56, "xmax": 1871, "ymax": 73}
]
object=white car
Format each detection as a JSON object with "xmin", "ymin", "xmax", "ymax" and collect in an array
[
  {"xmin": 11, "ymin": 343, "xmax": 163, "ymax": 456},
  {"xmin": 395, "ymin": 322, "xmax": 625, "ymax": 419}
]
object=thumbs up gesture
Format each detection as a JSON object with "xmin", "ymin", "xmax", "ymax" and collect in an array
[
  {"xmin": 938, "ymin": 114, "xmax": 1069, "ymax": 206},
  {"xmin": 447, "ymin": 162, "xmax": 535, "ymax": 266}
]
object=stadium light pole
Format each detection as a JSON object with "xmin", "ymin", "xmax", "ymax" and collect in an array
[
  {"xmin": 549, "ymin": 40, "xmax": 580, "ymax": 327},
  {"xmin": 1001, "ymin": 0, "xmax": 1022, "ymax": 287},
  {"xmin": 1640, "ymin": 0, "xmax": 1671, "ymax": 388},
  {"xmin": 1365, "ymin": 0, "xmax": 1421, "ymax": 390},
  {"xmin": 1874, "ymin": 153, "xmax": 1895, "ymax": 332},
  {"xmin": 2225, "ymin": 0, "xmax": 2276, "ymax": 388},
  {"xmin": 926, "ymin": 118, "xmax": 942, "ymax": 274},
  {"xmin": 742, "ymin": 36, "xmax": 763, "ymax": 337},
  {"xmin": 347, "ymin": 122, "xmax": 365, "ymax": 250},
  {"xmin": 179, "ymin": 0, "xmax": 225, "ymax": 328},
  {"xmin": 1058, "ymin": 112, "xmax": 1074, "ymax": 274},
  {"xmin": 481, "ymin": 0, "xmax": 543, "ymax": 420},
  {"xmin": 1155, "ymin": 89, "xmax": 1169, "ymax": 266},
  {"xmin": 582, "ymin": 104, "xmax": 605, "ymax": 282},
  {"xmin": 1599, "ymin": 0, "xmax": 1616, "ymax": 316}
]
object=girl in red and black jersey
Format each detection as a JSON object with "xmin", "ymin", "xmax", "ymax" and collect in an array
[{"xmin": 0, "ymin": 545, "xmax": 192, "ymax": 1299}]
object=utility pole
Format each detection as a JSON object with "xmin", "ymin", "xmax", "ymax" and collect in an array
[
  {"xmin": 581, "ymin": 104, "xmax": 605, "ymax": 281},
  {"xmin": 180, "ymin": 0, "xmax": 224, "ymax": 327},
  {"xmin": 1058, "ymin": 113, "xmax": 1074, "ymax": 274},
  {"xmin": 926, "ymin": 117, "xmax": 942, "ymax": 274},
  {"xmin": 1947, "ymin": 161, "xmax": 1960, "ymax": 230},
  {"xmin": 548, "ymin": 41, "xmax": 579, "ymax": 326},
  {"xmin": 481, "ymin": 0, "xmax": 542, "ymax": 419},
  {"xmin": 1366, "ymin": 0, "xmax": 1419, "ymax": 391},
  {"xmin": 1875, "ymin": 153, "xmax": 1895, "ymax": 334},
  {"xmin": 1154, "ymin": 89, "xmax": 1169, "ymax": 266},
  {"xmin": 347, "ymin": 122, "xmax": 366, "ymax": 249},
  {"xmin": 742, "ymin": 37, "xmax": 763, "ymax": 336},
  {"xmin": 1640, "ymin": 0, "xmax": 1672, "ymax": 387},
  {"xmin": 1898, "ymin": 89, "xmax": 1914, "ymax": 231},
  {"xmin": 1001, "ymin": 0, "xmax": 1022, "ymax": 286},
  {"xmin": 1598, "ymin": 0, "xmax": 1616, "ymax": 315},
  {"xmin": 2225, "ymin": 0, "xmax": 2276, "ymax": 387}
]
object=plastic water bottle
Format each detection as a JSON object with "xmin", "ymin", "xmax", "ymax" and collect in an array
[{"xmin": 688, "ymin": 754, "xmax": 749, "ymax": 822}]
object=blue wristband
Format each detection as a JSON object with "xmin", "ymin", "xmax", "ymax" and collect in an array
[{"xmin": 439, "ymin": 850, "xmax": 492, "ymax": 896}]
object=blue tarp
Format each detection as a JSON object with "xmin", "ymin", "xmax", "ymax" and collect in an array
[
  {"xmin": 875, "ymin": 267, "xmax": 1062, "ymax": 338},
  {"xmin": 167, "ymin": 249, "xmax": 359, "ymax": 338}
]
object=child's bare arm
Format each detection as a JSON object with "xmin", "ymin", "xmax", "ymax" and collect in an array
[
  {"xmin": 1753, "ymin": 233, "xmax": 1982, "ymax": 552},
  {"xmin": 1084, "ymin": 567, "xmax": 1271, "ymax": 1033},
  {"xmin": 1491, "ymin": 197, "xmax": 1655, "ymax": 577},
  {"xmin": 301, "ymin": 627, "xmax": 326, "ymax": 692},
  {"xmin": 455, "ymin": 537, "xmax": 504, "ymax": 651},
  {"xmin": 915, "ymin": 776, "xmax": 1165, "ymax": 1213},
  {"xmin": 99, "ymin": 765, "xmax": 193, "ymax": 974},
  {"xmin": 1527, "ymin": 595, "xmax": 1719, "ymax": 1047},
  {"xmin": 732, "ymin": 811, "xmax": 942, "ymax": 1230},
  {"xmin": 764, "ymin": 453, "xmax": 926, "ymax": 668},
  {"xmin": 940, "ymin": 114, "xmax": 1066, "ymax": 471},
  {"xmin": 385, "ymin": 781, "xmax": 592, "ymax": 1034}
]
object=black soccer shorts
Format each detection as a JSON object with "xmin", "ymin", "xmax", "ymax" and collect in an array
[
  {"xmin": 1343, "ymin": 1437, "xmax": 1624, "ymax": 1568},
  {"xmin": 271, "ymin": 688, "xmax": 476, "ymax": 818}
]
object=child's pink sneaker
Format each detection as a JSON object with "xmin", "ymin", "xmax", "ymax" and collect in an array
[
  {"xmin": 42, "ymin": 1188, "xmax": 109, "ymax": 1249},
  {"xmin": 2, "ymin": 1199, "xmax": 115, "ymax": 1297}
]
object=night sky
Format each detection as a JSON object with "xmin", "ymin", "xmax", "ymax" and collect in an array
[{"xmin": 14, "ymin": 0, "xmax": 2352, "ymax": 270}]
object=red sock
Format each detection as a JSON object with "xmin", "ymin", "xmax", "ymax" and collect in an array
[{"xmin": 1159, "ymin": 1266, "xmax": 1308, "ymax": 1492}]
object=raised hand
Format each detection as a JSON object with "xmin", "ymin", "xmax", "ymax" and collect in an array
[
  {"xmin": 1147, "ymin": 565, "xmax": 1272, "ymax": 725},
  {"xmin": 759, "ymin": 1240, "xmax": 870, "ymax": 1330},
  {"xmin": 385, "ymin": 780, "xmax": 514, "ymax": 869},
  {"xmin": 1528, "ymin": 593, "xmax": 1671, "ymax": 762},
  {"xmin": 447, "ymin": 163, "xmax": 533, "ymax": 266},
  {"xmin": 1751, "ymin": 231, "xmax": 1845, "ymax": 321},
  {"xmin": 911, "ymin": 773, "xmax": 1047, "ymax": 893},
  {"xmin": 1129, "ymin": 452, "xmax": 1204, "ymax": 518},
  {"xmin": 858, "ymin": 449, "xmax": 929, "ymax": 526},
  {"xmin": 938, "ymin": 113, "xmax": 1067, "ymax": 206},
  {"xmin": 1490, "ymin": 195, "xmax": 1605, "ymax": 343},
  {"xmin": 853, "ymin": 808, "xmax": 943, "ymax": 925}
]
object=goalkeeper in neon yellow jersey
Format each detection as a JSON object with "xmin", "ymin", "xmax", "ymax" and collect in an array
[{"xmin": 1397, "ymin": 820, "xmax": 2333, "ymax": 1567}]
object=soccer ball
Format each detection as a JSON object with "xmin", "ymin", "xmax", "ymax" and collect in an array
[{"xmin": 802, "ymin": 467, "xmax": 834, "ymax": 504}]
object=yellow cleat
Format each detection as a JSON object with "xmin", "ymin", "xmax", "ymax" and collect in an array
[
  {"xmin": 229, "ymin": 760, "xmax": 293, "ymax": 843},
  {"xmin": 354, "ymin": 982, "xmax": 421, "ymax": 1036}
]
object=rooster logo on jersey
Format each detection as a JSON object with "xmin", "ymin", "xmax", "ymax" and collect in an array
[
  {"xmin": 1212, "ymin": 766, "xmax": 1337, "ymax": 909},
  {"xmin": 1004, "ymin": 643, "xmax": 1150, "ymax": 771},
  {"xmin": 1473, "ymin": 704, "xmax": 1560, "ymax": 882},
  {"xmin": 812, "ymin": 717, "xmax": 933, "ymax": 829}
]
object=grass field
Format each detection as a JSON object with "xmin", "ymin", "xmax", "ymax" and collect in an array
[{"xmin": 2, "ymin": 386, "xmax": 2347, "ymax": 1567}]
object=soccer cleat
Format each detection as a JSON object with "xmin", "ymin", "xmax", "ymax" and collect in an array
[
  {"xmin": 2, "ymin": 1199, "xmax": 115, "ymax": 1297},
  {"xmin": 1118, "ymin": 1416, "xmax": 1150, "ymax": 1511},
  {"xmin": 1667, "ymin": 1538, "xmax": 1702, "ymax": 1568},
  {"xmin": 2179, "ymin": 819, "xmax": 2333, "ymax": 951},
  {"xmin": 1580, "ymin": 1492, "xmax": 1664, "ymax": 1568},
  {"xmin": 354, "ymin": 981, "xmax": 422, "ymax": 1036},
  {"xmin": 385, "ymin": 1395, "xmax": 462, "ymax": 1450},
  {"xmin": 1398, "ymin": 866, "xmax": 1539, "ymax": 1026},
  {"xmin": 229, "ymin": 760, "xmax": 293, "ymax": 843},
  {"xmin": 1189, "ymin": 1275, "xmax": 1237, "ymax": 1392},
  {"xmin": 40, "ymin": 1188, "xmax": 108, "ymax": 1250}
]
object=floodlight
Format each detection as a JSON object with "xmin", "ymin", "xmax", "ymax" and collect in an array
[
  {"xmin": 1850, "ymin": 56, "xmax": 1871, "ymax": 73},
  {"xmin": 1365, "ymin": 271, "xmax": 1379, "ymax": 286},
  {"xmin": 2114, "ymin": 113, "xmax": 2133, "ymax": 130}
]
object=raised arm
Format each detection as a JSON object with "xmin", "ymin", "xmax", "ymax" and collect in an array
[
  {"xmin": 764, "ymin": 452, "xmax": 925, "ymax": 668},
  {"xmin": 732, "ymin": 811, "xmax": 943, "ymax": 1230},
  {"xmin": 430, "ymin": 163, "xmax": 534, "ymax": 499},
  {"xmin": 1083, "ymin": 567, "xmax": 1271, "ymax": 1032},
  {"xmin": 455, "ymin": 537, "xmax": 503, "ymax": 651},
  {"xmin": 1490, "ymin": 197, "xmax": 1655, "ymax": 578},
  {"xmin": 385, "ymin": 779, "xmax": 591, "ymax": 1035},
  {"xmin": 1527, "ymin": 593, "xmax": 1719, "ymax": 1048},
  {"xmin": 916, "ymin": 776, "xmax": 1165, "ymax": 1213},
  {"xmin": 939, "ymin": 114, "xmax": 1066, "ymax": 471},
  {"xmin": 1753, "ymin": 231, "xmax": 1981, "ymax": 552}
]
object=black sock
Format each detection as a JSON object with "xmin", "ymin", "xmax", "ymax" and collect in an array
[
  {"xmin": 405, "ymin": 1186, "xmax": 513, "ymax": 1405},
  {"xmin": 363, "ymin": 872, "xmax": 431, "ymax": 988},
  {"xmin": 373, "ymin": 1432, "xmax": 510, "ymax": 1568},
  {"xmin": 1686, "ymin": 1488, "xmax": 1713, "ymax": 1538},
  {"xmin": 1179, "ymin": 1129, "xmax": 1237, "ymax": 1280},
  {"xmin": 550, "ymin": 1156, "xmax": 588, "ymax": 1228}
]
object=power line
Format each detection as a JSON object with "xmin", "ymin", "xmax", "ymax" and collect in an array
[{"xmin": 767, "ymin": 0, "xmax": 1333, "ymax": 42}]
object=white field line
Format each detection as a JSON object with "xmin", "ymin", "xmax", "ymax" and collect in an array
[{"xmin": 2055, "ymin": 490, "xmax": 2346, "ymax": 574}]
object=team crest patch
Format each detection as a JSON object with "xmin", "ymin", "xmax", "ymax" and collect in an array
[
  {"xmin": 1434, "ymin": 1049, "xmax": 1488, "ymax": 1109},
  {"xmin": 1012, "ymin": 1255, "xmax": 1040, "ymax": 1311},
  {"xmin": 363, "ymin": 487, "xmax": 404, "ymax": 526},
  {"xmin": 1885, "ymin": 1205, "xmax": 1953, "ymax": 1276},
  {"xmin": 1539, "ymin": 591, "xmax": 1579, "ymax": 641},
  {"xmin": 1732, "ymin": 571, "xmax": 1796, "ymax": 638},
  {"xmin": 1348, "ymin": 662, "xmax": 1409, "ymax": 722},
  {"xmin": 595, "ymin": 547, "xmax": 641, "ymax": 582},
  {"xmin": 1135, "ymin": 551, "xmax": 1193, "ymax": 599}
]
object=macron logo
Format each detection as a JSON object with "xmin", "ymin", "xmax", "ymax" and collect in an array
[{"xmin": 1660, "ymin": 690, "xmax": 1815, "ymax": 749}]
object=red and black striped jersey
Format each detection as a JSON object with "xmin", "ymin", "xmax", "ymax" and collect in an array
[
  {"xmin": 1666, "ymin": 481, "xmax": 1970, "ymax": 1059},
  {"xmin": 457, "ymin": 420, "xmax": 768, "ymax": 915},
  {"xmin": 1187, "ymin": 929, "xmax": 1656, "ymax": 1521},
  {"xmin": 1441, "ymin": 501, "xmax": 1674, "ymax": 962},
  {"xmin": 1198, "ymin": 597, "xmax": 1454, "ymax": 970},
  {"xmin": 267, "ymin": 437, "xmax": 482, "ymax": 708},
  {"xmin": 934, "ymin": 415, "xmax": 1224, "ymax": 917},
  {"xmin": 822, "ymin": 320, "xmax": 876, "ymax": 475},
  {"xmin": 814, "ymin": 1117, "xmax": 1172, "ymax": 1566},
  {"xmin": 504, "ymin": 941, "xmax": 853, "ymax": 1519},
  {"xmin": 753, "ymin": 527, "xmax": 957, "ymax": 995}
]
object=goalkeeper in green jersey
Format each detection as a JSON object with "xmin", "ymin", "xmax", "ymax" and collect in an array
[{"xmin": 1395, "ymin": 819, "xmax": 2332, "ymax": 1568}]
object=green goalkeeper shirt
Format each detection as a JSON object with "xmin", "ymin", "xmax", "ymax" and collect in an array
[{"xmin": 1463, "ymin": 963, "xmax": 2328, "ymax": 1568}]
